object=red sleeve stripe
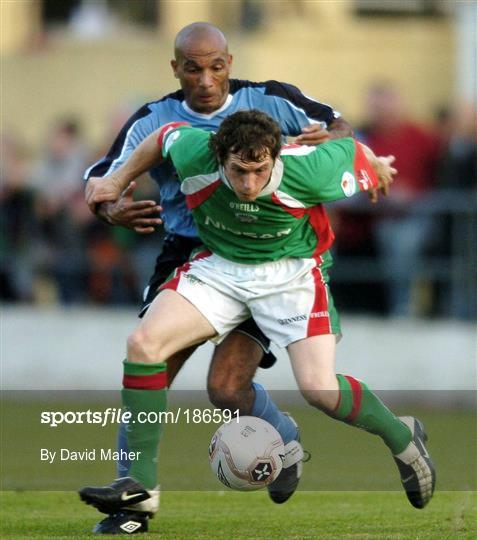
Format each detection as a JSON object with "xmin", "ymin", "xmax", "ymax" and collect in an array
[
  {"xmin": 156, "ymin": 122, "xmax": 190, "ymax": 152},
  {"xmin": 354, "ymin": 141, "xmax": 379, "ymax": 191}
]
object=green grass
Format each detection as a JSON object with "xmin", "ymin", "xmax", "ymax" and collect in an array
[
  {"xmin": 1, "ymin": 398, "xmax": 476, "ymax": 537},
  {"xmin": 0, "ymin": 490, "xmax": 475, "ymax": 539}
]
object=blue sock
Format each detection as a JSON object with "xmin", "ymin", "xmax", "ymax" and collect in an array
[
  {"xmin": 251, "ymin": 382, "xmax": 298, "ymax": 444},
  {"xmin": 117, "ymin": 421, "xmax": 131, "ymax": 477}
]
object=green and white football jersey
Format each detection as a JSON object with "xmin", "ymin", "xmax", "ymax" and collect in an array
[{"xmin": 160, "ymin": 124, "xmax": 377, "ymax": 264}]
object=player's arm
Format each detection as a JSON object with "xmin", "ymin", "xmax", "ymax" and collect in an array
[
  {"xmin": 261, "ymin": 80, "xmax": 352, "ymax": 145},
  {"xmin": 84, "ymin": 106, "xmax": 163, "ymax": 233},
  {"xmin": 85, "ymin": 122, "xmax": 189, "ymax": 211},
  {"xmin": 93, "ymin": 182, "xmax": 163, "ymax": 235},
  {"xmin": 360, "ymin": 143, "xmax": 396, "ymax": 202},
  {"xmin": 296, "ymin": 117, "xmax": 352, "ymax": 145},
  {"xmin": 292, "ymin": 138, "xmax": 396, "ymax": 204}
]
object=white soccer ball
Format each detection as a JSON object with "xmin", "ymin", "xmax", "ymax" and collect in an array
[{"xmin": 208, "ymin": 416, "xmax": 284, "ymax": 491}]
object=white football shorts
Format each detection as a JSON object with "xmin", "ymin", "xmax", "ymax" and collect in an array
[{"xmin": 161, "ymin": 249, "xmax": 341, "ymax": 348}]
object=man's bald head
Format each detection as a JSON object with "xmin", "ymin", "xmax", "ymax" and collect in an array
[
  {"xmin": 171, "ymin": 22, "xmax": 232, "ymax": 114},
  {"xmin": 174, "ymin": 22, "xmax": 228, "ymax": 60}
]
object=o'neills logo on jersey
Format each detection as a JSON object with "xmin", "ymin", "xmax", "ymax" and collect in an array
[
  {"xmin": 204, "ymin": 216, "xmax": 291, "ymax": 239},
  {"xmin": 229, "ymin": 202, "xmax": 260, "ymax": 212}
]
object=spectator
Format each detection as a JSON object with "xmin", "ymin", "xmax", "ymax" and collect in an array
[
  {"xmin": 30, "ymin": 117, "xmax": 91, "ymax": 304},
  {"xmin": 360, "ymin": 83, "xmax": 441, "ymax": 316},
  {"xmin": 0, "ymin": 133, "xmax": 38, "ymax": 302},
  {"xmin": 433, "ymin": 102, "xmax": 477, "ymax": 318},
  {"xmin": 436, "ymin": 102, "xmax": 477, "ymax": 190},
  {"xmin": 84, "ymin": 105, "xmax": 165, "ymax": 303}
]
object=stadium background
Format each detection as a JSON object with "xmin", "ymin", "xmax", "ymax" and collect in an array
[
  {"xmin": 1, "ymin": 2, "xmax": 476, "ymax": 536},
  {"xmin": 2, "ymin": 0, "xmax": 475, "ymax": 390}
]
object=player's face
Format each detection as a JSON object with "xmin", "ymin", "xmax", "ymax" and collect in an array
[
  {"xmin": 171, "ymin": 41, "xmax": 232, "ymax": 114},
  {"xmin": 224, "ymin": 153, "xmax": 275, "ymax": 202}
]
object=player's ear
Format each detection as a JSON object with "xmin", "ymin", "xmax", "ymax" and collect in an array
[
  {"xmin": 227, "ymin": 54, "xmax": 233, "ymax": 72},
  {"xmin": 170, "ymin": 59, "xmax": 179, "ymax": 78}
]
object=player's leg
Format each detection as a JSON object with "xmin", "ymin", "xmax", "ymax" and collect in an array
[
  {"xmin": 81, "ymin": 254, "xmax": 250, "ymax": 519},
  {"xmin": 79, "ymin": 288, "xmax": 217, "ymax": 517},
  {"xmin": 138, "ymin": 234, "xmax": 205, "ymax": 382},
  {"xmin": 116, "ymin": 345, "xmax": 198, "ymax": 479},
  {"xmin": 250, "ymin": 256, "xmax": 435, "ymax": 509},
  {"xmin": 115, "ymin": 235, "xmax": 203, "ymax": 481},
  {"xmin": 207, "ymin": 326, "xmax": 298, "ymax": 444},
  {"xmin": 288, "ymin": 334, "xmax": 435, "ymax": 508},
  {"xmin": 207, "ymin": 330, "xmax": 260, "ymax": 413},
  {"xmin": 207, "ymin": 328, "xmax": 302, "ymax": 505},
  {"xmin": 121, "ymin": 288, "xmax": 216, "ymax": 488}
]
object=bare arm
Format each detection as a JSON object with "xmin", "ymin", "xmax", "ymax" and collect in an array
[
  {"xmin": 95, "ymin": 181, "xmax": 163, "ymax": 234},
  {"xmin": 85, "ymin": 130, "xmax": 165, "ymax": 213},
  {"xmin": 327, "ymin": 117, "xmax": 353, "ymax": 139},
  {"xmin": 295, "ymin": 117, "xmax": 353, "ymax": 145}
]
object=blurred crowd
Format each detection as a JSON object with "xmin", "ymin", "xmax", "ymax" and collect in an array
[
  {"xmin": 1, "ymin": 115, "xmax": 164, "ymax": 306},
  {"xmin": 1, "ymin": 86, "xmax": 476, "ymax": 319}
]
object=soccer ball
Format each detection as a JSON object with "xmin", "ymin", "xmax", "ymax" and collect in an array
[{"xmin": 208, "ymin": 416, "xmax": 284, "ymax": 491}]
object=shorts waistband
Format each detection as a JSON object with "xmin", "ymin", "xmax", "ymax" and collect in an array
[{"xmin": 209, "ymin": 253, "xmax": 315, "ymax": 272}]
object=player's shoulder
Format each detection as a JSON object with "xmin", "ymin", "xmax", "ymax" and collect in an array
[
  {"xmin": 279, "ymin": 139, "xmax": 357, "ymax": 188},
  {"xmin": 144, "ymin": 89, "xmax": 184, "ymax": 117},
  {"xmin": 229, "ymin": 78, "xmax": 301, "ymax": 98},
  {"xmin": 167, "ymin": 123, "xmax": 209, "ymax": 139},
  {"xmin": 147, "ymin": 88, "xmax": 185, "ymax": 107},
  {"xmin": 168, "ymin": 135, "xmax": 217, "ymax": 180},
  {"xmin": 163, "ymin": 125, "xmax": 214, "ymax": 171},
  {"xmin": 118, "ymin": 90, "xmax": 184, "ymax": 134},
  {"xmin": 281, "ymin": 138, "xmax": 355, "ymax": 160}
]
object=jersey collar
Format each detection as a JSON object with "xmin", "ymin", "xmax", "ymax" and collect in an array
[
  {"xmin": 219, "ymin": 158, "xmax": 284, "ymax": 198},
  {"xmin": 181, "ymin": 95, "xmax": 233, "ymax": 119}
]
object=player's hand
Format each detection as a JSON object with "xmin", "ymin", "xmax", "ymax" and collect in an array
[
  {"xmin": 295, "ymin": 124, "xmax": 331, "ymax": 146},
  {"xmin": 97, "ymin": 181, "xmax": 163, "ymax": 234},
  {"xmin": 368, "ymin": 155, "xmax": 397, "ymax": 203},
  {"xmin": 85, "ymin": 175, "xmax": 123, "ymax": 213}
]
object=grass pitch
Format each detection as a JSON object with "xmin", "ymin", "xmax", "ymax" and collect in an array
[
  {"xmin": 1, "ymin": 398, "xmax": 476, "ymax": 538},
  {"xmin": 0, "ymin": 490, "xmax": 476, "ymax": 539}
]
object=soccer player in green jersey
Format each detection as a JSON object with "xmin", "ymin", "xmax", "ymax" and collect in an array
[{"xmin": 82, "ymin": 110, "xmax": 435, "ymax": 525}]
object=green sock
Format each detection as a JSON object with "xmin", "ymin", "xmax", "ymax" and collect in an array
[
  {"xmin": 333, "ymin": 374, "xmax": 412, "ymax": 454},
  {"xmin": 122, "ymin": 360, "xmax": 167, "ymax": 489}
]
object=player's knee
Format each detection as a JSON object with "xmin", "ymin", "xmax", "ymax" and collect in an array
[
  {"xmin": 301, "ymin": 390, "xmax": 325, "ymax": 410},
  {"xmin": 127, "ymin": 329, "xmax": 161, "ymax": 363},
  {"xmin": 207, "ymin": 381, "xmax": 246, "ymax": 411},
  {"xmin": 300, "ymin": 380, "xmax": 338, "ymax": 412}
]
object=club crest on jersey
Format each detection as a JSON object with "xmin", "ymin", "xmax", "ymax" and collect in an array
[
  {"xmin": 341, "ymin": 171, "xmax": 357, "ymax": 197},
  {"xmin": 234, "ymin": 213, "xmax": 259, "ymax": 223}
]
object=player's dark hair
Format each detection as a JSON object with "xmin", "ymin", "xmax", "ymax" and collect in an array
[{"xmin": 209, "ymin": 110, "xmax": 282, "ymax": 165}]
